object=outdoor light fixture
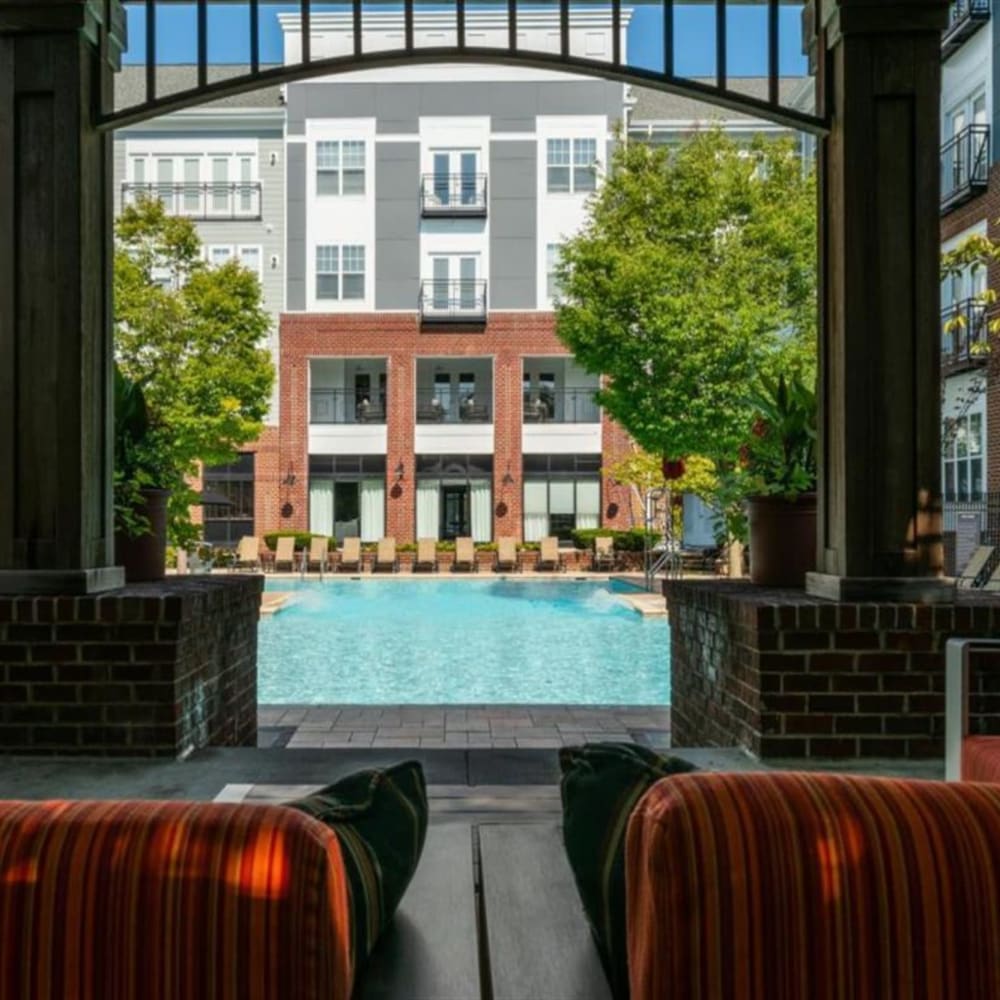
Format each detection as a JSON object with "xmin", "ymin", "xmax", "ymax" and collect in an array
[
  {"xmin": 281, "ymin": 466, "xmax": 297, "ymax": 487},
  {"xmin": 502, "ymin": 463, "xmax": 515, "ymax": 486},
  {"xmin": 396, "ymin": 461, "xmax": 405, "ymax": 481}
]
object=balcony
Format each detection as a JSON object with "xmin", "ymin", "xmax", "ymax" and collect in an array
[
  {"xmin": 121, "ymin": 182, "xmax": 263, "ymax": 220},
  {"xmin": 942, "ymin": 298, "xmax": 991, "ymax": 373},
  {"xmin": 522, "ymin": 388, "xmax": 600, "ymax": 424},
  {"xmin": 420, "ymin": 174, "xmax": 488, "ymax": 217},
  {"xmin": 416, "ymin": 389, "xmax": 490, "ymax": 424},
  {"xmin": 310, "ymin": 388, "xmax": 386, "ymax": 424},
  {"xmin": 419, "ymin": 280, "xmax": 488, "ymax": 325},
  {"xmin": 941, "ymin": 125, "xmax": 990, "ymax": 212},
  {"xmin": 942, "ymin": 0, "xmax": 990, "ymax": 59}
]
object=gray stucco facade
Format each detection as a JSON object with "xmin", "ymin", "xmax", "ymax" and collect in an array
[{"xmin": 489, "ymin": 140, "xmax": 538, "ymax": 308}]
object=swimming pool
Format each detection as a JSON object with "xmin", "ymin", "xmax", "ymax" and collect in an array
[{"xmin": 258, "ymin": 579, "xmax": 669, "ymax": 705}]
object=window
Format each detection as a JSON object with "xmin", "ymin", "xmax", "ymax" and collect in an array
[
  {"xmin": 209, "ymin": 245, "xmax": 234, "ymax": 267},
  {"xmin": 546, "ymin": 244, "xmax": 563, "ymax": 300},
  {"xmin": 182, "ymin": 158, "xmax": 200, "ymax": 213},
  {"xmin": 127, "ymin": 152, "xmax": 258, "ymax": 217},
  {"xmin": 315, "ymin": 245, "xmax": 365, "ymax": 301},
  {"xmin": 523, "ymin": 475, "xmax": 601, "ymax": 542},
  {"xmin": 547, "ymin": 138, "xmax": 597, "ymax": 193},
  {"xmin": 309, "ymin": 455, "xmax": 386, "ymax": 542},
  {"xmin": 316, "ymin": 140, "xmax": 366, "ymax": 196},
  {"xmin": 202, "ymin": 454, "xmax": 255, "ymax": 545},
  {"xmin": 211, "ymin": 157, "xmax": 229, "ymax": 213},
  {"xmin": 944, "ymin": 411, "xmax": 984, "ymax": 501},
  {"xmin": 238, "ymin": 246, "xmax": 261, "ymax": 277},
  {"xmin": 431, "ymin": 150, "xmax": 479, "ymax": 206}
]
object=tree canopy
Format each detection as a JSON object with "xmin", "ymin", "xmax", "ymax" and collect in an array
[
  {"xmin": 114, "ymin": 197, "xmax": 275, "ymax": 541},
  {"xmin": 555, "ymin": 128, "xmax": 816, "ymax": 464}
]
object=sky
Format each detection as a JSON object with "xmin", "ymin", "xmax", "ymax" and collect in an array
[{"xmin": 120, "ymin": 3, "xmax": 809, "ymax": 79}]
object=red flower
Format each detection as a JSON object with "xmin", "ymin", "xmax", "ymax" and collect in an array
[{"xmin": 661, "ymin": 457, "xmax": 686, "ymax": 481}]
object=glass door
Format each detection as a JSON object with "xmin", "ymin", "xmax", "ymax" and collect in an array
[
  {"xmin": 433, "ymin": 257, "xmax": 450, "ymax": 310},
  {"xmin": 459, "ymin": 257, "xmax": 477, "ymax": 310},
  {"xmin": 440, "ymin": 485, "xmax": 470, "ymax": 540},
  {"xmin": 433, "ymin": 152, "xmax": 450, "ymax": 206},
  {"xmin": 333, "ymin": 481, "xmax": 361, "ymax": 540},
  {"xmin": 460, "ymin": 151, "xmax": 477, "ymax": 205}
]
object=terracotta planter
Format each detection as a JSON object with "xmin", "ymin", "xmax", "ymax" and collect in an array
[
  {"xmin": 747, "ymin": 493, "xmax": 817, "ymax": 588},
  {"xmin": 115, "ymin": 488, "xmax": 170, "ymax": 583}
]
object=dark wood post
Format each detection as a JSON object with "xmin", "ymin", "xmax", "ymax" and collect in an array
[
  {"xmin": 0, "ymin": 1, "xmax": 126, "ymax": 593},
  {"xmin": 807, "ymin": 0, "xmax": 954, "ymax": 602}
]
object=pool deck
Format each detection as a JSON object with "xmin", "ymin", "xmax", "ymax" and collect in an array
[{"xmin": 260, "ymin": 704, "xmax": 672, "ymax": 750}]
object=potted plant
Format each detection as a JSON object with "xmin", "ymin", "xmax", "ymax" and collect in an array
[
  {"xmin": 742, "ymin": 372, "xmax": 818, "ymax": 588},
  {"xmin": 114, "ymin": 365, "xmax": 176, "ymax": 582}
]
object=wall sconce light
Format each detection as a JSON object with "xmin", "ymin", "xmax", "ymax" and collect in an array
[
  {"xmin": 281, "ymin": 466, "xmax": 297, "ymax": 487},
  {"xmin": 270, "ymin": 254, "xmax": 280, "ymax": 270},
  {"xmin": 269, "ymin": 151, "xmax": 279, "ymax": 167},
  {"xmin": 502, "ymin": 464, "xmax": 515, "ymax": 486},
  {"xmin": 395, "ymin": 461, "xmax": 405, "ymax": 482}
]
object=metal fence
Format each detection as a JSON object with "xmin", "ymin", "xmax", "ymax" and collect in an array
[{"xmin": 944, "ymin": 493, "xmax": 1000, "ymax": 578}]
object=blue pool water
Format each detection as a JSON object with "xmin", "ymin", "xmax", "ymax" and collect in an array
[{"xmin": 258, "ymin": 579, "xmax": 669, "ymax": 705}]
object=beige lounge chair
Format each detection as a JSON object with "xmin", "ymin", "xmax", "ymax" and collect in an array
[
  {"xmin": 453, "ymin": 537, "xmax": 477, "ymax": 573},
  {"xmin": 495, "ymin": 537, "xmax": 519, "ymax": 572},
  {"xmin": 414, "ymin": 538, "xmax": 438, "ymax": 573},
  {"xmin": 307, "ymin": 536, "xmax": 331, "ymax": 572},
  {"xmin": 233, "ymin": 535, "xmax": 260, "ymax": 572},
  {"xmin": 593, "ymin": 535, "xmax": 616, "ymax": 571},
  {"xmin": 273, "ymin": 536, "xmax": 296, "ymax": 572},
  {"xmin": 536, "ymin": 536, "xmax": 564, "ymax": 572},
  {"xmin": 373, "ymin": 537, "xmax": 399, "ymax": 573},
  {"xmin": 957, "ymin": 545, "xmax": 995, "ymax": 589},
  {"xmin": 338, "ymin": 537, "xmax": 362, "ymax": 572}
]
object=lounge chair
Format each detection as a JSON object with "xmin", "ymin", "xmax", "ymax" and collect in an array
[
  {"xmin": 373, "ymin": 537, "xmax": 399, "ymax": 573},
  {"xmin": 536, "ymin": 536, "xmax": 564, "ymax": 572},
  {"xmin": 453, "ymin": 537, "xmax": 477, "ymax": 573},
  {"xmin": 233, "ymin": 535, "xmax": 261, "ymax": 572},
  {"xmin": 958, "ymin": 545, "xmax": 995, "ymax": 588},
  {"xmin": 592, "ymin": 535, "xmax": 616, "ymax": 571},
  {"xmin": 338, "ymin": 537, "xmax": 363, "ymax": 573},
  {"xmin": 414, "ymin": 538, "xmax": 438, "ymax": 573},
  {"xmin": 273, "ymin": 536, "xmax": 297, "ymax": 572},
  {"xmin": 495, "ymin": 537, "xmax": 519, "ymax": 572},
  {"xmin": 307, "ymin": 535, "xmax": 331, "ymax": 573}
]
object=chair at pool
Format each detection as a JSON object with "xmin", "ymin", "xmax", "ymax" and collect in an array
[
  {"xmin": 273, "ymin": 536, "xmax": 297, "ymax": 572},
  {"xmin": 338, "ymin": 537, "xmax": 363, "ymax": 573},
  {"xmin": 414, "ymin": 538, "xmax": 438, "ymax": 573},
  {"xmin": 374, "ymin": 537, "xmax": 399, "ymax": 573},
  {"xmin": 306, "ymin": 535, "xmax": 331, "ymax": 573},
  {"xmin": 233, "ymin": 535, "xmax": 261, "ymax": 572},
  {"xmin": 592, "ymin": 535, "xmax": 616, "ymax": 572},
  {"xmin": 537, "ymin": 536, "xmax": 565, "ymax": 572},
  {"xmin": 495, "ymin": 537, "xmax": 519, "ymax": 572},
  {"xmin": 453, "ymin": 537, "xmax": 477, "ymax": 572}
]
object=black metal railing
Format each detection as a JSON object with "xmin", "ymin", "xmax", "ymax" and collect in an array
[
  {"xmin": 522, "ymin": 388, "xmax": 601, "ymax": 424},
  {"xmin": 310, "ymin": 388, "xmax": 387, "ymax": 424},
  {"xmin": 420, "ymin": 174, "xmax": 488, "ymax": 216},
  {"xmin": 944, "ymin": 493, "xmax": 1000, "ymax": 581},
  {"xmin": 943, "ymin": 0, "xmax": 991, "ymax": 58},
  {"xmin": 941, "ymin": 125, "xmax": 990, "ymax": 211},
  {"xmin": 942, "ymin": 298, "xmax": 991, "ymax": 369},
  {"xmin": 415, "ymin": 389, "xmax": 491, "ymax": 423},
  {"xmin": 418, "ymin": 280, "xmax": 487, "ymax": 324},
  {"xmin": 121, "ymin": 182, "xmax": 263, "ymax": 220}
]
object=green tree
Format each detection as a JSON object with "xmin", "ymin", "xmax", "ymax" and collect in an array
[
  {"xmin": 114, "ymin": 197, "xmax": 275, "ymax": 543},
  {"xmin": 556, "ymin": 128, "xmax": 816, "ymax": 464}
]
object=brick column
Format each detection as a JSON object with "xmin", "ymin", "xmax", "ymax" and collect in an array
[
  {"xmin": 277, "ymin": 338, "xmax": 309, "ymax": 532},
  {"xmin": 601, "ymin": 413, "xmax": 637, "ymax": 530},
  {"xmin": 493, "ymin": 350, "xmax": 524, "ymax": 540},
  {"xmin": 0, "ymin": 1, "xmax": 126, "ymax": 594},
  {"xmin": 386, "ymin": 349, "xmax": 415, "ymax": 541}
]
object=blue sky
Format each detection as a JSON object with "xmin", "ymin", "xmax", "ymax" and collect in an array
[{"xmin": 121, "ymin": 3, "xmax": 808, "ymax": 78}]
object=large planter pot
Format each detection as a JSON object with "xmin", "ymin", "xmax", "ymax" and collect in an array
[
  {"xmin": 747, "ymin": 493, "xmax": 817, "ymax": 588},
  {"xmin": 115, "ymin": 488, "xmax": 171, "ymax": 583}
]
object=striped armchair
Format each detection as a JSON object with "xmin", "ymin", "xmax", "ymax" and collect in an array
[
  {"xmin": 627, "ymin": 771, "xmax": 1000, "ymax": 1000},
  {"xmin": 0, "ymin": 800, "xmax": 354, "ymax": 1000}
]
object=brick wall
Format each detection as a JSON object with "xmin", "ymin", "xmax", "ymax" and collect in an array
[
  {"xmin": 247, "ymin": 311, "xmax": 636, "ymax": 541},
  {"xmin": 667, "ymin": 580, "xmax": 1000, "ymax": 760},
  {"xmin": 0, "ymin": 577, "xmax": 261, "ymax": 756}
]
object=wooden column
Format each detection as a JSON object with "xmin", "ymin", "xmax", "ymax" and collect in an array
[
  {"xmin": 807, "ymin": 0, "xmax": 953, "ymax": 603},
  {"xmin": 0, "ymin": 1, "xmax": 126, "ymax": 593}
]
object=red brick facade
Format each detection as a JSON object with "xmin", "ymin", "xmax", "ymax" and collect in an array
[
  {"xmin": 242, "ymin": 311, "xmax": 635, "ymax": 542},
  {"xmin": 940, "ymin": 166, "xmax": 1000, "ymax": 492}
]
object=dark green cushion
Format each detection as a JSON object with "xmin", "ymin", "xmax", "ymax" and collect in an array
[
  {"xmin": 560, "ymin": 742, "xmax": 697, "ymax": 1000},
  {"xmin": 286, "ymin": 760, "xmax": 428, "ymax": 972}
]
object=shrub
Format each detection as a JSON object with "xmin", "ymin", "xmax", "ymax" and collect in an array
[
  {"xmin": 263, "ymin": 531, "xmax": 337, "ymax": 551},
  {"xmin": 518, "ymin": 542, "xmax": 541, "ymax": 552},
  {"xmin": 398, "ymin": 542, "xmax": 417, "ymax": 553},
  {"xmin": 475, "ymin": 542, "xmax": 498, "ymax": 552},
  {"xmin": 569, "ymin": 528, "xmax": 658, "ymax": 552},
  {"xmin": 437, "ymin": 541, "xmax": 456, "ymax": 552},
  {"xmin": 570, "ymin": 528, "xmax": 616, "ymax": 550}
]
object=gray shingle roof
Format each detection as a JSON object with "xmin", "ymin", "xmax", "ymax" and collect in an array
[
  {"xmin": 629, "ymin": 78, "xmax": 813, "ymax": 125},
  {"xmin": 114, "ymin": 65, "xmax": 284, "ymax": 113}
]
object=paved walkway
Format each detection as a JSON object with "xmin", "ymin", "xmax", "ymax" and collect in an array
[{"xmin": 259, "ymin": 704, "xmax": 671, "ymax": 750}]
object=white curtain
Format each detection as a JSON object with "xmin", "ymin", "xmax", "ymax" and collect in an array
[
  {"xmin": 360, "ymin": 478, "xmax": 385, "ymax": 541},
  {"xmin": 523, "ymin": 480, "xmax": 548, "ymax": 542},
  {"xmin": 575, "ymin": 478, "xmax": 601, "ymax": 530},
  {"xmin": 416, "ymin": 481, "xmax": 440, "ymax": 540},
  {"xmin": 470, "ymin": 479, "xmax": 492, "ymax": 542},
  {"xmin": 309, "ymin": 479, "xmax": 334, "ymax": 536}
]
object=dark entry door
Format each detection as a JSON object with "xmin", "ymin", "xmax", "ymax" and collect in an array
[{"xmin": 441, "ymin": 485, "xmax": 470, "ymax": 540}]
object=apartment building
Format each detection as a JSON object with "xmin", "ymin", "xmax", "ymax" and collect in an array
[{"xmin": 939, "ymin": 0, "xmax": 1000, "ymax": 573}]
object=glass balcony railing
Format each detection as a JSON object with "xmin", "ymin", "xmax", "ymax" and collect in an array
[
  {"xmin": 522, "ymin": 388, "xmax": 600, "ymax": 424},
  {"xmin": 310, "ymin": 388, "xmax": 387, "ymax": 424}
]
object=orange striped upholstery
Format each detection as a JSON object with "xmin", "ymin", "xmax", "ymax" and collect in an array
[
  {"xmin": 0, "ymin": 800, "xmax": 353, "ymax": 1000},
  {"xmin": 627, "ymin": 771, "xmax": 1000, "ymax": 1000},
  {"xmin": 963, "ymin": 736, "xmax": 1000, "ymax": 783}
]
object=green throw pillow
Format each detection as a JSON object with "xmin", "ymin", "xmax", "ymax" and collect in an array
[
  {"xmin": 560, "ymin": 742, "xmax": 697, "ymax": 1000},
  {"xmin": 286, "ymin": 760, "xmax": 428, "ymax": 972}
]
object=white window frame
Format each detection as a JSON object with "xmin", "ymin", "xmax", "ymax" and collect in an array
[
  {"xmin": 126, "ymin": 152, "xmax": 258, "ymax": 217},
  {"xmin": 314, "ymin": 244, "xmax": 365, "ymax": 301},
  {"xmin": 238, "ymin": 245, "xmax": 263, "ymax": 278},
  {"xmin": 316, "ymin": 139, "xmax": 366, "ymax": 197},
  {"xmin": 546, "ymin": 137, "xmax": 598, "ymax": 194}
]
